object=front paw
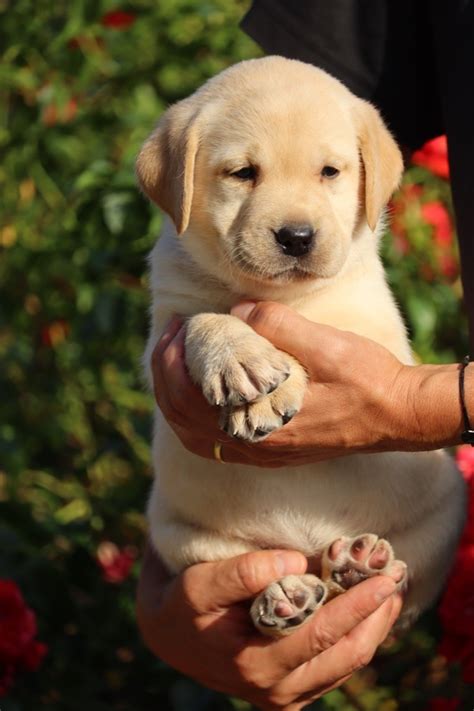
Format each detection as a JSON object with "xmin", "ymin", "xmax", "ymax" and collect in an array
[
  {"xmin": 185, "ymin": 314, "xmax": 292, "ymax": 407},
  {"xmin": 220, "ymin": 361, "xmax": 307, "ymax": 442}
]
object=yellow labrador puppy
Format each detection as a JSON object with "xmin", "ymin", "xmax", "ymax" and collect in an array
[{"xmin": 137, "ymin": 57, "xmax": 465, "ymax": 636}]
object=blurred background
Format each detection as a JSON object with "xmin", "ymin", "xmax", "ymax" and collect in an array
[{"xmin": 0, "ymin": 0, "xmax": 472, "ymax": 709}]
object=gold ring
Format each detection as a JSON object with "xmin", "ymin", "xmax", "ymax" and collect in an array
[{"xmin": 213, "ymin": 441, "xmax": 225, "ymax": 464}]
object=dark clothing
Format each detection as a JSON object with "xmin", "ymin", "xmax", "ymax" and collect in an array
[{"xmin": 241, "ymin": 0, "xmax": 474, "ymax": 345}]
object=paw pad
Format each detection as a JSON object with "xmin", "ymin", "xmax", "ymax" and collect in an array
[
  {"xmin": 251, "ymin": 574, "xmax": 327, "ymax": 636},
  {"xmin": 322, "ymin": 534, "xmax": 407, "ymax": 594}
]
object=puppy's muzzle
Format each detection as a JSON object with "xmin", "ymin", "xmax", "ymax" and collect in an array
[{"xmin": 274, "ymin": 224, "xmax": 315, "ymax": 257}]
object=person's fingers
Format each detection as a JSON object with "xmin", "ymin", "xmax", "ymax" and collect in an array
[
  {"xmin": 152, "ymin": 320, "xmax": 187, "ymax": 420},
  {"xmin": 208, "ymin": 439, "xmax": 286, "ymax": 467},
  {"xmin": 279, "ymin": 594, "xmax": 402, "ymax": 702},
  {"xmin": 136, "ymin": 543, "xmax": 173, "ymax": 612},
  {"xmin": 154, "ymin": 325, "xmax": 219, "ymax": 430},
  {"xmin": 136, "ymin": 543, "xmax": 178, "ymax": 658},
  {"xmin": 181, "ymin": 550, "xmax": 308, "ymax": 611},
  {"xmin": 230, "ymin": 301, "xmax": 340, "ymax": 368},
  {"xmin": 158, "ymin": 327, "xmax": 202, "ymax": 410},
  {"xmin": 152, "ymin": 315, "xmax": 183, "ymax": 364},
  {"xmin": 287, "ymin": 596, "xmax": 401, "ymax": 700},
  {"xmin": 268, "ymin": 576, "xmax": 398, "ymax": 673}
]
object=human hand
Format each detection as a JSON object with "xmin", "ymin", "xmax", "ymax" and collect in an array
[
  {"xmin": 151, "ymin": 302, "xmax": 427, "ymax": 466},
  {"xmin": 136, "ymin": 545, "xmax": 402, "ymax": 710}
]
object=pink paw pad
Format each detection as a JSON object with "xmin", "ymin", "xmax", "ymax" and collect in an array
[
  {"xmin": 274, "ymin": 601, "xmax": 294, "ymax": 618},
  {"xmin": 251, "ymin": 574, "xmax": 328, "ymax": 637},
  {"xmin": 322, "ymin": 533, "xmax": 407, "ymax": 592},
  {"xmin": 368, "ymin": 541, "xmax": 391, "ymax": 569},
  {"xmin": 328, "ymin": 538, "xmax": 346, "ymax": 561}
]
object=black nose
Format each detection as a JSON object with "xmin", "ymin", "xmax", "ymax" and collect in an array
[{"xmin": 274, "ymin": 225, "xmax": 315, "ymax": 257}]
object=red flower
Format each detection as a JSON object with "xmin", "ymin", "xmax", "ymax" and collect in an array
[
  {"xmin": 21, "ymin": 640, "xmax": 47, "ymax": 672},
  {"xmin": 436, "ymin": 454, "xmax": 474, "ymax": 686},
  {"xmin": 0, "ymin": 664, "xmax": 15, "ymax": 698},
  {"xmin": 456, "ymin": 445, "xmax": 474, "ymax": 480},
  {"xmin": 389, "ymin": 183, "xmax": 424, "ymax": 253},
  {"xmin": 412, "ymin": 135, "xmax": 450, "ymax": 179},
  {"xmin": 426, "ymin": 698, "xmax": 460, "ymax": 711},
  {"xmin": 420, "ymin": 263, "xmax": 435, "ymax": 282},
  {"xmin": 439, "ymin": 545, "xmax": 474, "ymax": 636},
  {"xmin": 420, "ymin": 201, "xmax": 453, "ymax": 247},
  {"xmin": 437, "ymin": 253, "xmax": 459, "ymax": 280},
  {"xmin": 40, "ymin": 319, "xmax": 70, "ymax": 348},
  {"xmin": 0, "ymin": 580, "xmax": 47, "ymax": 697},
  {"xmin": 42, "ymin": 99, "xmax": 78, "ymax": 127},
  {"xmin": 97, "ymin": 542, "xmax": 137, "ymax": 583},
  {"xmin": 390, "ymin": 183, "xmax": 423, "ymax": 217},
  {"xmin": 456, "ymin": 448, "xmax": 474, "ymax": 543},
  {"xmin": 439, "ymin": 632, "xmax": 474, "ymax": 683},
  {"xmin": 100, "ymin": 10, "xmax": 136, "ymax": 30},
  {"xmin": 400, "ymin": 183, "xmax": 424, "ymax": 202}
]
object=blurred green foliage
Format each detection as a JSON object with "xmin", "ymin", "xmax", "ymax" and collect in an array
[
  {"xmin": 383, "ymin": 168, "xmax": 468, "ymax": 363},
  {"xmin": 0, "ymin": 0, "xmax": 470, "ymax": 708}
]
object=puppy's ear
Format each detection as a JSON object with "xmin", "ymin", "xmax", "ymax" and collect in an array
[
  {"xmin": 354, "ymin": 100, "xmax": 403, "ymax": 232},
  {"xmin": 136, "ymin": 99, "xmax": 202, "ymax": 235}
]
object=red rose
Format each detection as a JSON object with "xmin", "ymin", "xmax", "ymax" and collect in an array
[
  {"xmin": 400, "ymin": 183, "xmax": 424, "ymax": 202},
  {"xmin": 21, "ymin": 640, "xmax": 48, "ymax": 672},
  {"xmin": 420, "ymin": 263, "xmax": 435, "ymax": 282},
  {"xmin": 40, "ymin": 319, "xmax": 70, "ymax": 348},
  {"xmin": 389, "ymin": 182, "xmax": 424, "ymax": 254},
  {"xmin": 438, "ymin": 632, "xmax": 470, "ymax": 661},
  {"xmin": 390, "ymin": 183, "xmax": 423, "ymax": 217},
  {"xmin": 461, "ymin": 647, "xmax": 474, "ymax": 683},
  {"xmin": 97, "ymin": 542, "xmax": 137, "ymax": 583},
  {"xmin": 420, "ymin": 201, "xmax": 453, "ymax": 247},
  {"xmin": 100, "ymin": 10, "xmax": 136, "ymax": 30},
  {"xmin": 437, "ymin": 253, "xmax": 459, "ymax": 280},
  {"xmin": 439, "ymin": 545, "xmax": 474, "ymax": 636},
  {"xmin": 457, "ymin": 450, "xmax": 474, "ymax": 544},
  {"xmin": 456, "ymin": 446, "xmax": 474, "ymax": 480},
  {"xmin": 0, "ymin": 664, "xmax": 15, "ymax": 697},
  {"xmin": 412, "ymin": 135, "xmax": 450, "ymax": 179},
  {"xmin": 0, "ymin": 581, "xmax": 37, "ymax": 663},
  {"xmin": 426, "ymin": 698, "xmax": 460, "ymax": 711},
  {"xmin": 437, "ymin": 455, "xmax": 474, "ymax": 685},
  {"xmin": 0, "ymin": 580, "xmax": 47, "ymax": 697},
  {"xmin": 439, "ymin": 634, "xmax": 474, "ymax": 683}
]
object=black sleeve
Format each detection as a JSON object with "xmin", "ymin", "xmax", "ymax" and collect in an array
[{"xmin": 241, "ymin": 0, "xmax": 444, "ymax": 151}]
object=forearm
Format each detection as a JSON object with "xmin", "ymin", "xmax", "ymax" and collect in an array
[
  {"xmin": 395, "ymin": 362, "xmax": 474, "ymax": 450},
  {"xmin": 152, "ymin": 305, "xmax": 474, "ymax": 465}
]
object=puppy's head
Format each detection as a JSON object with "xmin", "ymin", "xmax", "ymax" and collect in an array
[{"xmin": 137, "ymin": 57, "xmax": 402, "ymax": 292}]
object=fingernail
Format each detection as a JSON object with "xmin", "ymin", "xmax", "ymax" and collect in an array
[
  {"xmin": 275, "ymin": 551, "xmax": 307, "ymax": 577},
  {"xmin": 230, "ymin": 301, "xmax": 256, "ymax": 321},
  {"xmin": 374, "ymin": 579, "xmax": 397, "ymax": 603}
]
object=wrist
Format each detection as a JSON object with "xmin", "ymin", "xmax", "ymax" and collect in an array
[{"xmin": 392, "ymin": 362, "xmax": 471, "ymax": 450}]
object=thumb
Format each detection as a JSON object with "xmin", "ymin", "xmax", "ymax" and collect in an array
[
  {"xmin": 231, "ymin": 301, "xmax": 317, "ymax": 362},
  {"xmin": 185, "ymin": 550, "xmax": 307, "ymax": 610}
]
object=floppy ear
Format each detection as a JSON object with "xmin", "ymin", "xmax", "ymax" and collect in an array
[
  {"xmin": 136, "ymin": 99, "xmax": 201, "ymax": 235},
  {"xmin": 355, "ymin": 100, "xmax": 404, "ymax": 232}
]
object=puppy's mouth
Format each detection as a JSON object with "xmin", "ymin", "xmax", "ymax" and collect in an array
[{"xmin": 231, "ymin": 250, "xmax": 316, "ymax": 283}]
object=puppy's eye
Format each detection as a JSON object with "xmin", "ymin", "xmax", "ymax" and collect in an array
[
  {"xmin": 230, "ymin": 166, "xmax": 257, "ymax": 181},
  {"xmin": 321, "ymin": 166, "xmax": 340, "ymax": 179}
]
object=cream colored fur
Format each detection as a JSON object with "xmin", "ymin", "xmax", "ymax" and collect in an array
[{"xmin": 137, "ymin": 57, "xmax": 465, "ymax": 628}]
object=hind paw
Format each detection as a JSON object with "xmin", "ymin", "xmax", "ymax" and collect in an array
[
  {"xmin": 321, "ymin": 534, "xmax": 407, "ymax": 595},
  {"xmin": 250, "ymin": 574, "xmax": 327, "ymax": 637}
]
